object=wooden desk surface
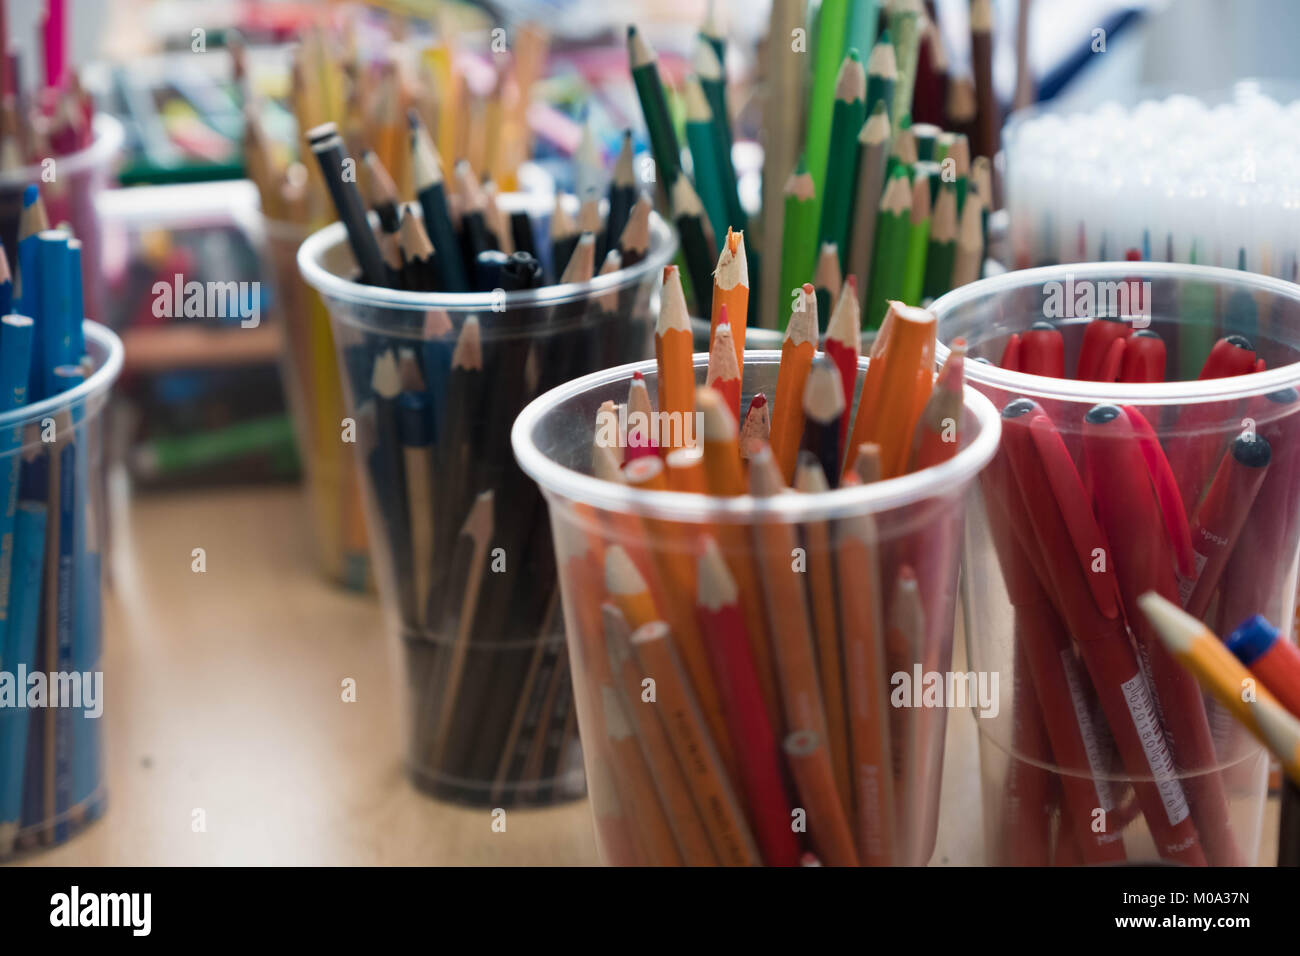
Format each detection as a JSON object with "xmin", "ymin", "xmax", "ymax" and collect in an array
[{"xmin": 15, "ymin": 483, "xmax": 1278, "ymax": 866}]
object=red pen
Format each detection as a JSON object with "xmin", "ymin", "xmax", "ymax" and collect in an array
[
  {"xmin": 1122, "ymin": 406, "xmax": 1194, "ymax": 577},
  {"xmin": 1002, "ymin": 399, "xmax": 1207, "ymax": 866},
  {"xmin": 999, "ymin": 332, "xmax": 1022, "ymax": 372},
  {"xmin": 1119, "ymin": 330, "xmax": 1166, "ymax": 383},
  {"xmin": 1200, "ymin": 335, "xmax": 1257, "ymax": 380},
  {"xmin": 1179, "ymin": 431, "xmax": 1271, "ymax": 620},
  {"xmin": 982, "ymin": 443, "xmax": 1127, "ymax": 864},
  {"xmin": 1076, "ymin": 317, "xmax": 1131, "ymax": 380},
  {"xmin": 1020, "ymin": 322, "xmax": 1065, "ymax": 378},
  {"xmin": 1082, "ymin": 403, "xmax": 1242, "ymax": 866},
  {"xmin": 1216, "ymin": 388, "xmax": 1300, "ymax": 630}
]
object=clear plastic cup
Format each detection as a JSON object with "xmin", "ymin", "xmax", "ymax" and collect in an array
[
  {"xmin": 512, "ymin": 352, "xmax": 1001, "ymax": 865},
  {"xmin": 0, "ymin": 321, "xmax": 123, "ymax": 859},
  {"xmin": 0, "ymin": 115, "xmax": 123, "ymax": 323},
  {"xmin": 298, "ymin": 203, "xmax": 676, "ymax": 806},
  {"xmin": 932, "ymin": 261, "xmax": 1300, "ymax": 866}
]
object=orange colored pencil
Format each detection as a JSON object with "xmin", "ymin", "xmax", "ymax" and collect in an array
[
  {"xmin": 908, "ymin": 340, "xmax": 965, "ymax": 471},
  {"xmin": 656, "ymin": 265, "xmax": 696, "ymax": 450},
  {"xmin": 629, "ymin": 620, "xmax": 762, "ymax": 865},
  {"xmin": 710, "ymin": 228, "xmax": 750, "ymax": 384},
  {"xmin": 603, "ymin": 604, "xmax": 718, "ymax": 865},
  {"xmin": 794, "ymin": 455, "xmax": 854, "ymax": 821},
  {"xmin": 749, "ymin": 445, "xmax": 830, "ymax": 740},
  {"xmin": 835, "ymin": 505, "xmax": 896, "ymax": 865},
  {"xmin": 785, "ymin": 730, "xmax": 861, "ymax": 866},
  {"xmin": 845, "ymin": 301, "xmax": 936, "ymax": 479},
  {"xmin": 666, "ymin": 446, "xmax": 708, "ymax": 492},
  {"xmin": 770, "ymin": 283, "xmax": 819, "ymax": 484}
]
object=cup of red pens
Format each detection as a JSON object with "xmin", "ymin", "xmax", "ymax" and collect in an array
[
  {"xmin": 297, "ymin": 196, "xmax": 675, "ymax": 806},
  {"xmin": 512, "ymin": 334, "xmax": 1002, "ymax": 865},
  {"xmin": 932, "ymin": 262, "xmax": 1300, "ymax": 866}
]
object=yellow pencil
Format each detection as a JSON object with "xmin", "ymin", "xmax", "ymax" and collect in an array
[{"xmin": 1139, "ymin": 592, "xmax": 1293, "ymax": 779}]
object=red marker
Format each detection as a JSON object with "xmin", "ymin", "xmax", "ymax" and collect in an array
[
  {"xmin": 1118, "ymin": 330, "xmax": 1166, "ymax": 383},
  {"xmin": 1076, "ymin": 317, "xmax": 1131, "ymax": 380}
]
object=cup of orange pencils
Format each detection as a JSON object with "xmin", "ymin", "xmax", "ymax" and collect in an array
[
  {"xmin": 298, "ymin": 191, "xmax": 675, "ymax": 807},
  {"xmin": 512, "ymin": 273, "xmax": 1001, "ymax": 865},
  {"xmin": 931, "ymin": 261, "xmax": 1300, "ymax": 866}
]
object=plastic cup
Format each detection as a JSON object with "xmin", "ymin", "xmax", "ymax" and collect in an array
[
  {"xmin": 0, "ymin": 115, "xmax": 123, "ymax": 323},
  {"xmin": 512, "ymin": 352, "xmax": 1001, "ymax": 865},
  {"xmin": 298, "ymin": 202, "xmax": 676, "ymax": 806},
  {"xmin": 932, "ymin": 261, "xmax": 1300, "ymax": 866},
  {"xmin": 0, "ymin": 321, "xmax": 123, "ymax": 859}
]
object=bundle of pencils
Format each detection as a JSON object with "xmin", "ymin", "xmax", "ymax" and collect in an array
[
  {"xmin": 977, "ymin": 315, "xmax": 1300, "ymax": 866},
  {"xmin": 1005, "ymin": 91, "xmax": 1300, "ymax": 278},
  {"xmin": 0, "ymin": 186, "xmax": 107, "ymax": 857},
  {"xmin": 303, "ymin": 100, "xmax": 668, "ymax": 805},
  {"xmin": 555, "ymin": 271, "xmax": 976, "ymax": 866},
  {"xmin": 626, "ymin": 1, "xmax": 993, "ymax": 332}
]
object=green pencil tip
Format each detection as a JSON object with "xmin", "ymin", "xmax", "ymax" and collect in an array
[
  {"xmin": 795, "ymin": 156, "xmax": 807, "ymax": 173},
  {"xmin": 870, "ymin": 100, "xmax": 888, "ymax": 117},
  {"xmin": 847, "ymin": 47, "xmax": 861, "ymax": 61},
  {"xmin": 878, "ymin": 29, "xmax": 892, "ymax": 45}
]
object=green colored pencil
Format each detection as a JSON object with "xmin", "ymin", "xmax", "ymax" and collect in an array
[
  {"xmin": 805, "ymin": 0, "xmax": 851, "ymax": 226},
  {"xmin": 890, "ymin": 118, "xmax": 917, "ymax": 167},
  {"xmin": 934, "ymin": 130, "xmax": 954, "ymax": 165},
  {"xmin": 847, "ymin": 0, "xmax": 880, "ymax": 63},
  {"xmin": 865, "ymin": 30, "xmax": 897, "ymax": 126},
  {"xmin": 672, "ymin": 175, "xmax": 718, "ymax": 317},
  {"xmin": 816, "ymin": 50, "xmax": 866, "ymax": 274},
  {"xmin": 923, "ymin": 181, "xmax": 958, "ymax": 300},
  {"xmin": 865, "ymin": 166, "xmax": 912, "ymax": 329},
  {"xmin": 628, "ymin": 26, "xmax": 683, "ymax": 191},
  {"xmin": 900, "ymin": 174, "xmax": 930, "ymax": 304},
  {"xmin": 847, "ymin": 102, "xmax": 892, "ymax": 318},
  {"xmin": 779, "ymin": 158, "xmax": 818, "ymax": 329},
  {"xmin": 694, "ymin": 38, "xmax": 745, "ymax": 232},
  {"xmin": 888, "ymin": 0, "xmax": 923, "ymax": 125},
  {"xmin": 683, "ymin": 76, "xmax": 730, "ymax": 246},
  {"xmin": 949, "ymin": 133, "xmax": 971, "ymax": 214},
  {"xmin": 911, "ymin": 122, "xmax": 940, "ymax": 161}
]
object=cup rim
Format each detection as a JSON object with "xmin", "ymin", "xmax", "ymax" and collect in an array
[
  {"xmin": 931, "ymin": 261, "xmax": 1300, "ymax": 405},
  {"xmin": 296, "ymin": 200, "xmax": 678, "ymax": 313},
  {"xmin": 0, "ymin": 114, "xmax": 123, "ymax": 184},
  {"xmin": 0, "ymin": 321, "xmax": 124, "ymax": 430},
  {"xmin": 512, "ymin": 350, "xmax": 1003, "ymax": 523}
]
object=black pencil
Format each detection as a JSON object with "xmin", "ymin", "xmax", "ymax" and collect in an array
[
  {"xmin": 409, "ymin": 109, "xmax": 468, "ymax": 292},
  {"xmin": 308, "ymin": 127, "xmax": 387, "ymax": 286}
]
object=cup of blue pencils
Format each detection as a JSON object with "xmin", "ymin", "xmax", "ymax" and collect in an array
[
  {"xmin": 933, "ymin": 261, "xmax": 1300, "ymax": 866},
  {"xmin": 0, "ymin": 255, "xmax": 122, "ymax": 857},
  {"xmin": 512, "ymin": 344, "xmax": 1001, "ymax": 866},
  {"xmin": 298, "ymin": 179, "xmax": 676, "ymax": 805}
]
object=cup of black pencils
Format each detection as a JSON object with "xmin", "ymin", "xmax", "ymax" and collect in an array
[
  {"xmin": 511, "ymin": 352, "xmax": 1002, "ymax": 865},
  {"xmin": 0, "ymin": 320, "xmax": 122, "ymax": 859},
  {"xmin": 933, "ymin": 262, "xmax": 1300, "ymax": 866},
  {"xmin": 0, "ymin": 115, "xmax": 123, "ymax": 323},
  {"xmin": 298, "ymin": 163, "xmax": 677, "ymax": 805}
]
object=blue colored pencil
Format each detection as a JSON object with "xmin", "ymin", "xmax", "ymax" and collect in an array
[
  {"xmin": 0, "ymin": 314, "xmax": 33, "ymax": 657},
  {"xmin": 36, "ymin": 231, "xmax": 72, "ymax": 399},
  {"xmin": 66, "ymin": 238, "xmax": 84, "ymax": 360},
  {"xmin": 0, "ymin": 502, "xmax": 48, "ymax": 853}
]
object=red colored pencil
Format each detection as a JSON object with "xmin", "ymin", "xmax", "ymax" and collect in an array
[
  {"xmin": 695, "ymin": 536, "xmax": 801, "ymax": 867},
  {"xmin": 823, "ymin": 275, "xmax": 861, "ymax": 450}
]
